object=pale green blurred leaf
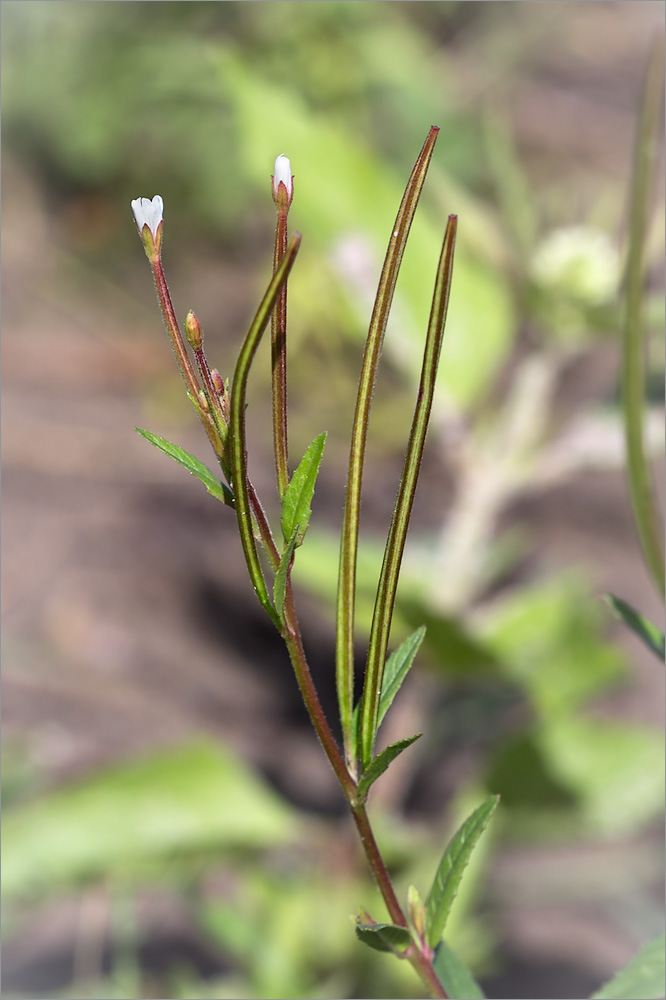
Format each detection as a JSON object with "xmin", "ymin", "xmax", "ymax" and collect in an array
[
  {"xmin": 223, "ymin": 51, "xmax": 514, "ymax": 411},
  {"xmin": 3, "ymin": 741, "xmax": 297, "ymax": 899},
  {"xmin": 591, "ymin": 932, "xmax": 665, "ymax": 1000},
  {"xmin": 539, "ymin": 717, "xmax": 665, "ymax": 835},
  {"xmin": 482, "ymin": 575, "xmax": 626, "ymax": 716}
]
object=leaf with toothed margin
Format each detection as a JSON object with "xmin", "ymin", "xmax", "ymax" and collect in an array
[
  {"xmin": 136, "ymin": 429, "xmax": 234, "ymax": 506},
  {"xmin": 274, "ymin": 529, "xmax": 299, "ymax": 619},
  {"xmin": 356, "ymin": 734, "xmax": 421, "ymax": 802},
  {"xmin": 355, "ymin": 921, "xmax": 411, "ymax": 954},
  {"xmin": 377, "ymin": 626, "xmax": 426, "ymax": 727},
  {"xmin": 281, "ymin": 432, "xmax": 326, "ymax": 546},
  {"xmin": 426, "ymin": 796, "xmax": 499, "ymax": 948},
  {"xmin": 350, "ymin": 627, "xmax": 427, "ymax": 760}
]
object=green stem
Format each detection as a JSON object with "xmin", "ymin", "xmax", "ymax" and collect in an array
[
  {"xmin": 272, "ymin": 207, "xmax": 290, "ymax": 501},
  {"xmin": 336, "ymin": 126, "xmax": 440, "ymax": 771},
  {"xmin": 229, "ymin": 235, "xmax": 301, "ymax": 627},
  {"xmin": 622, "ymin": 37, "xmax": 665, "ymax": 596},
  {"xmin": 360, "ymin": 216, "xmax": 457, "ymax": 769}
]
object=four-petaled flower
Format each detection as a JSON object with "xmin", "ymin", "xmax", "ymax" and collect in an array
[
  {"xmin": 131, "ymin": 195, "xmax": 164, "ymax": 260},
  {"xmin": 131, "ymin": 195, "xmax": 163, "ymax": 238},
  {"xmin": 272, "ymin": 155, "xmax": 293, "ymax": 208}
]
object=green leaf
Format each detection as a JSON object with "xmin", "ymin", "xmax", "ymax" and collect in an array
[
  {"xmin": 356, "ymin": 734, "xmax": 421, "ymax": 802},
  {"xmin": 591, "ymin": 932, "xmax": 665, "ymax": 999},
  {"xmin": 280, "ymin": 432, "xmax": 326, "ymax": 546},
  {"xmin": 604, "ymin": 594, "xmax": 665, "ymax": 661},
  {"xmin": 355, "ymin": 922, "xmax": 411, "ymax": 955},
  {"xmin": 136, "ymin": 428, "xmax": 233, "ymax": 506},
  {"xmin": 426, "ymin": 796, "xmax": 499, "ymax": 948},
  {"xmin": 273, "ymin": 529, "xmax": 299, "ymax": 619},
  {"xmin": 377, "ymin": 626, "xmax": 426, "ymax": 728},
  {"xmin": 401, "ymin": 599, "xmax": 500, "ymax": 676},
  {"xmin": 432, "ymin": 939, "xmax": 486, "ymax": 1000},
  {"xmin": 3, "ymin": 741, "xmax": 297, "ymax": 900}
]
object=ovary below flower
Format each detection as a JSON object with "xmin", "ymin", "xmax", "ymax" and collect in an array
[
  {"xmin": 131, "ymin": 195, "xmax": 164, "ymax": 259},
  {"xmin": 272, "ymin": 155, "xmax": 293, "ymax": 208}
]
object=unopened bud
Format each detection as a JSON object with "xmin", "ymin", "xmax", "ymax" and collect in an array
[
  {"xmin": 272, "ymin": 154, "xmax": 293, "ymax": 209},
  {"xmin": 185, "ymin": 310, "xmax": 203, "ymax": 350},
  {"xmin": 407, "ymin": 885, "xmax": 426, "ymax": 941},
  {"xmin": 211, "ymin": 368, "xmax": 225, "ymax": 395},
  {"xmin": 131, "ymin": 195, "xmax": 163, "ymax": 260},
  {"xmin": 198, "ymin": 390, "xmax": 209, "ymax": 412}
]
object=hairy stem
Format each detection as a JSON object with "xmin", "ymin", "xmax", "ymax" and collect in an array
[{"xmin": 272, "ymin": 208, "xmax": 290, "ymax": 500}]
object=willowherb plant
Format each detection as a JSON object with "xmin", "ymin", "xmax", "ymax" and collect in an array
[{"xmin": 132, "ymin": 127, "xmax": 498, "ymax": 999}]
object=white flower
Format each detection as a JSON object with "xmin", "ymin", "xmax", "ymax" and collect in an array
[
  {"xmin": 131, "ymin": 195, "xmax": 164, "ymax": 239},
  {"xmin": 272, "ymin": 155, "xmax": 293, "ymax": 205}
]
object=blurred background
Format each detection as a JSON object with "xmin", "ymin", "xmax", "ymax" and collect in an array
[{"xmin": 2, "ymin": 2, "xmax": 664, "ymax": 998}]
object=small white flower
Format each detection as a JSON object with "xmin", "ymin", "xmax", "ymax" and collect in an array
[
  {"xmin": 131, "ymin": 195, "xmax": 164, "ymax": 239},
  {"xmin": 272, "ymin": 154, "xmax": 293, "ymax": 204}
]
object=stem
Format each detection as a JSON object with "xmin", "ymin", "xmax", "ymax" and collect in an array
[
  {"xmin": 406, "ymin": 945, "xmax": 449, "ymax": 1000},
  {"xmin": 150, "ymin": 258, "xmax": 229, "ymax": 464},
  {"xmin": 281, "ymin": 590, "xmax": 448, "ymax": 998},
  {"xmin": 150, "ymin": 258, "xmax": 201, "ymax": 400},
  {"xmin": 360, "ymin": 216, "xmax": 457, "ymax": 768},
  {"xmin": 350, "ymin": 803, "xmax": 406, "ymax": 925},
  {"xmin": 281, "ymin": 600, "xmax": 357, "ymax": 800},
  {"xmin": 336, "ymin": 126, "xmax": 440, "ymax": 770},
  {"xmin": 622, "ymin": 37, "xmax": 665, "ymax": 595},
  {"xmin": 272, "ymin": 207, "xmax": 290, "ymax": 500},
  {"xmin": 229, "ymin": 236, "xmax": 302, "ymax": 628}
]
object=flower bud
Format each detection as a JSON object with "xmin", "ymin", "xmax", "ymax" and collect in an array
[
  {"xmin": 197, "ymin": 390, "xmax": 209, "ymax": 412},
  {"xmin": 211, "ymin": 368, "xmax": 225, "ymax": 395},
  {"xmin": 185, "ymin": 310, "xmax": 203, "ymax": 350},
  {"xmin": 131, "ymin": 195, "xmax": 163, "ymax": 260},
  {"xmin": 272, "ymin": 154, "xmax": 293, "ymax": 209},
  {"xmin": 407, "ymin": 884, "xmax": 426, "ymax": 941}
]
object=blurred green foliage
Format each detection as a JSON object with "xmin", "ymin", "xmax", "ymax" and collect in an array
[{"xmin": 2, "ymin": 2, "xmax": 664, "ymax": 998}]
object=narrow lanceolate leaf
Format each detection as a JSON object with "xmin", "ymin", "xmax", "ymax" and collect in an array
[
  {"xmin": 604, "ymin": 594, "xmax": 665, "ymax": 661},
  {"xmin": 136, "ymin": 428, "xmax": 234, "ymax": 506},
  {"xmin": 281, "ymin": 432, "xmax": 326, "ymax": 546},
  {"xmin": 591, "ymin": 932, "xmax": 665, "ymax": 1000},
  {"xmin": 273, "ymin": 529, "xmax": 299, "ymax": 620},
  {"xmin": 360, "ymin": 214, "xmax": 458, "ymax": 770},
  {"xmin": 432, "ymin": 940, "xmax": 486, "ymax": 1000},
  {"xmin": 377, "ymin": 626, "xmax": 426, "ymax": 728},
  {"xmin": 426, "ymin": 795, "xmax": 499, "ymax": 949},
  {"xmin": 336, "ymin": 126, "xmax": 441, "ymax": 768},
  {"xmin": 356, "ymin": 734, "xmax": 421, "ymax": 802},
  {"xmin": 355, "ymin": 922, "xmax": 411, "ymax": 954}
]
